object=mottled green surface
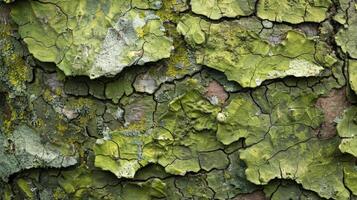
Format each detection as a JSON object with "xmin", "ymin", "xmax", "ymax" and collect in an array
[
  {"xmin": 264, "ymin": 180, "xmax": 323, "ymax": 200},
  {"xmin": 239, "ymin": 83, "xmax": 352, "ymax": 200},
  {"xmin": 349, "ymin": 60, "xmax": 357, "ymax": 93},
  {"xmin": 344, "ymin": 164, "xmax": 357, "ymax": 196},
  {"xmin": 177, "ymin": 15, "xmax": 333, "ymax": 87},
  {"xmin": 94, "ymin": 86, "xmax": 222, "ymax": 178},
  {"xmin": 0, "ymin": 125, "xmax": 77, "ymax": 181},
  {"xmin": 1, "ymin": 0, "xmax": 357, "ymax": 199},
  {"xmin": 337, "ymin": 106, "xmax": 357, "ymax": 157},
  {"xmin": 190, "ymin": 0, "xmax": 256, "ymax": 19},
  {"xmin": 10, "ymin": 0, "xmax": 173, "ymax": 78},
  {"xmin": 257, "ymin": 0, "xmax": 332, "ymax": 24},
  {"xmin": 335, "ymin": 0, "xmax": 357, "ymax": 59}
]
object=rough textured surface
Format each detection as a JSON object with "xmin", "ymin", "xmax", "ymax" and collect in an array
[
  {"xmin": 1, "ymin": 0, "xmax": 357, "ymax": 199},
  {"xmin": 190, "ymin": 0, "xmax": 256, "ymax": 19},
  {"xmin": 238, "ymin": 82, "xmax": 352, "ymax": 200},
  {"xmin": 94, "ymin": 87, "xmax": 222, "ymax": 178},
  {"xmin": 177, "ymin": 15, "xmax": 333, "ymax": 87},
  {"xmin": 350, "ymin": 60, "xmax": 357, "ymax": 93},
  {"xmin": 10, "ymin": 0, "xmax": 173, "ymax": 78},
  {"xmin": 335, "ymin": 0, "xmax": 357, "ymax": 59},
  {"xmin": 337, "ymin": 106, "xmax": 357, "ymax": 157},
  {"xmin": 257, "ymin": 0, "xmax": 332, "ymax": 24},
  {"xmin": 0, "ymin": 125, "xmax": 77, "ymax": 181},
  {"xmin": 315, "ymin": 89, "xmax": 350, "ymax": 138},
  {"xmin": 264, "ymin": 180, "xmax": 323, "ymax": 200}
]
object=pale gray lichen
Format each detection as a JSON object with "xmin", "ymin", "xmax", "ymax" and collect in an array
[
  {"xmin": 89, "ymin": 9, "xmax": 173, "ymax": 79},
  {"xmin": 0, "ymin": 125, "xmax": 78, "ymax": 181}
]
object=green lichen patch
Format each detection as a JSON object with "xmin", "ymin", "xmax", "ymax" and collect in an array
[
  {"xmin": 205, "ymin": 150, "xmax": 259, "ymax": 199},
  {"xmin": 337, "ymin": 106, "xmax": 357, "ymax": 157},
  {"xmin": 333, "ymin": 0, "xmax": 350, "ymax": 24},
  {"xmin": 216, "ymin": 93, "xmax": 270, "ymax": 145},
  {"xmin": 94, "ymin": 89, "xmax": 223, "ymax": 178},
  {"xmin": 160, "ymin": 151, "xmax": 259, "ymax": 200},
  {"xmin": 177, "ymin": 15, "xmax": 332, "ymax": 88},
  {"xmin": 105, "ymin": 66, "xmax": 143, "ymax": 103},
  {"xmin": 344, "ymin": 164, "xmax": 357, "ymax": 195},
  {"xmin": 10, "ymin": 166, "xmax": 168, "ymax": 200},
  {"xmin": 190, "ymin": 0, "xmax": 256, "ymax": 20},
  {"xmin": 335, "ymin": 0, "xmax": 357, "ymax": 59},
  {"xmin": 10, "ymin": 0, "xmax": 173, "ymax": 78},
  {"xmin": 241, "ymin": 127, "xmax": 351, "ymax": 200},
  {"xmin": 3, "ymin": 0, "xmax": 357, "ymax": 199},
  {"xmin": 257, "ymin": 0, "xmax": 332, "ymax": 24},
  {"xmin": 349, "ymin": 60, "xmax": 357, "ymax": 94},
  {"xmin": 16, "ymin": 178, "xmax": 34, "ymax": 199},
  {"xmin": 237, "ymin": 82, "xmax": 352, "ymax": 200},
  {"xmin": 264, "ymin": 180, "xmax": 323, "ymax": 200}
]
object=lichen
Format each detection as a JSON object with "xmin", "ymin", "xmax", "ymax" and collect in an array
[
  {"xmin": 1, "ymin": 0, "xmax": 357, "ymax": 199},
  {"xmin": 337, "ymin": 106, "xmax": 357, "ymax": 157},
  {"xmin": 257, "ymin": 0, "xmax": 332, "ymax": 24},
  {"xmin": 177, "ymin": 15, "xmax": 332, "ymax": 87},
  {"xmin": 94, "ymin": 88, "xmax": 222, "ymax": 178},
  {"xmin": 0, "ymin": 125, "xmax": 78, "ymax": 181},
  {"xmin": 10, "ymin": 0, "xmax": 173, "ymax": 78},
  {"xmin": 264, "ymin": 180, "xmax": 323, "ymax": 200},
  {"xmin": 349, "ymin": 59, "xmax": 357, "ymax": 94},
  {"xmin": 239, "ymin": 82, "xmax": 351, "ymax": 200},
  {"xmin": 335, "ymin": 0, "xmax": 357, "ymax": 59},
  {"xmin": 190, "ymin": 0, "xmax": 256, "ymax": 20}
]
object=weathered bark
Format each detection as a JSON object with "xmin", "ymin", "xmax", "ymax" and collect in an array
[{"xmin": 0, "ymin": 0, "xmax": 357, "ymax": 199}]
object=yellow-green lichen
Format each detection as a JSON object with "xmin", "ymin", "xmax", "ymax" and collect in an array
[
  {"xmin": 257, "ymin": 0, "xmax": 332, "ymax": 24},
  {"xmin": 177, "ymin": 15, "xmax": 331, "ymax": 88},
  {"xmin": 191, "ymin": 0, "xmax": 256, "ymax": 20},
  {"xmin": 10, "ymin": 0, "xmax": 173, "ymax": 78}
]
